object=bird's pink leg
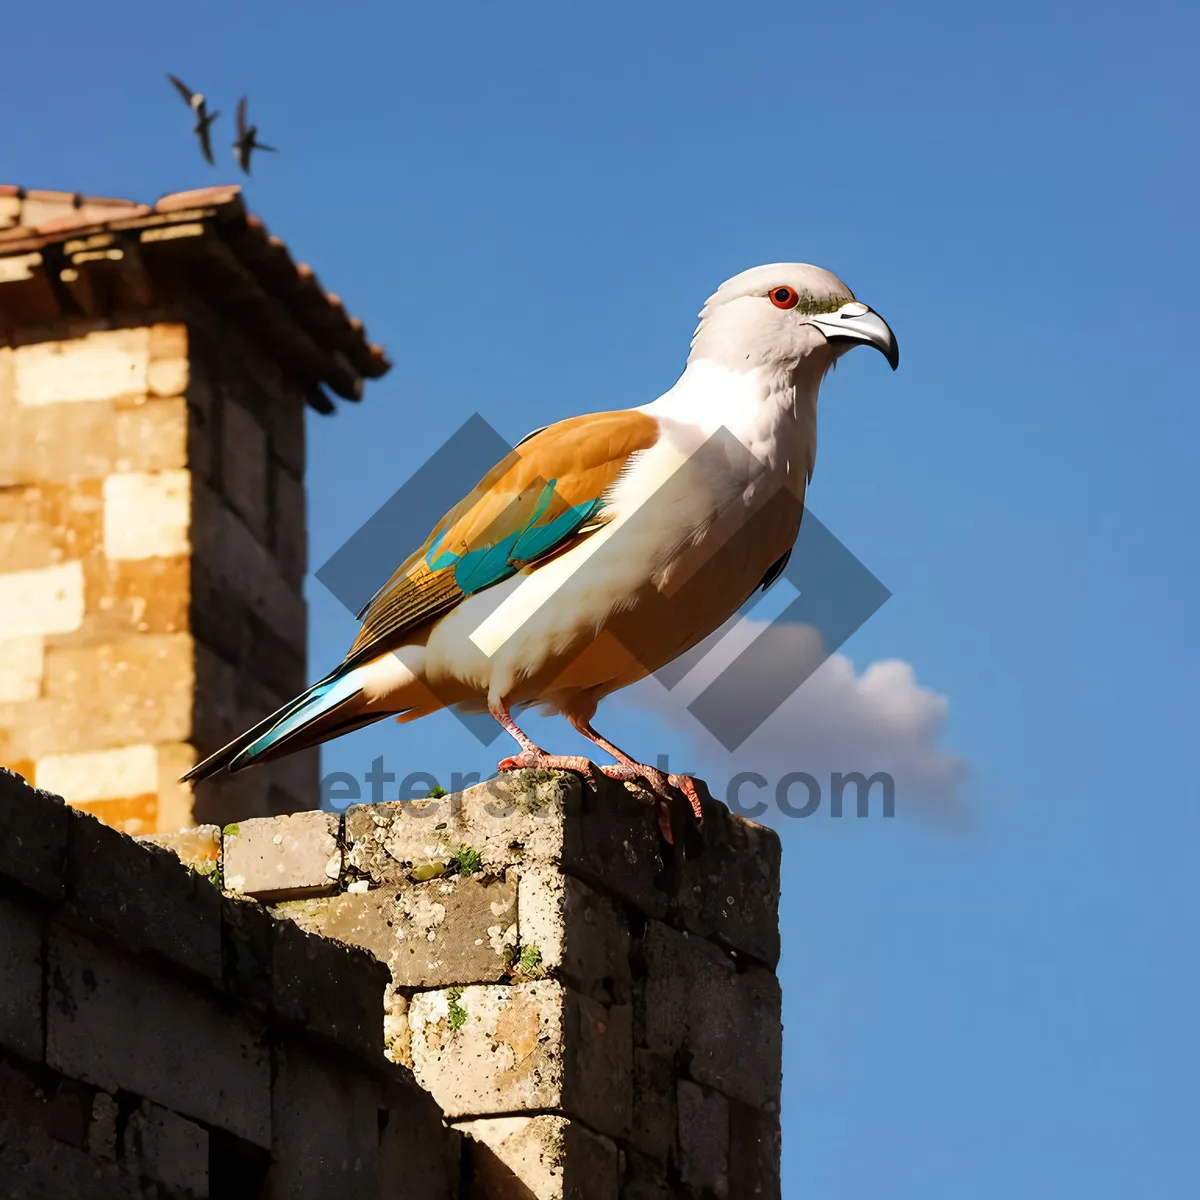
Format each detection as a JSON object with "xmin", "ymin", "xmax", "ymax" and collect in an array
[
  {"xmin": 491, "ymin": 701, "xmax": 598, "ymax": 782},
  {"xmin": 568, "ymin": 719, "xmax": 705, "ymax": 838}
]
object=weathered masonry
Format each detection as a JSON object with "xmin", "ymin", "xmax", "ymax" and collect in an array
[
  {"xmin": 0, "ymin": 184, "xmax": 389, "ymax": 834},
  {"xmin": 1, "ymin": 765, "xmax": 783, "ymax": 1199}
]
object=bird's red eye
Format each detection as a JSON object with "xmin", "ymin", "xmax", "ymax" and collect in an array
[{"xmin": 769, "ymin": 286, "xmax": 799, "ymax": 310}]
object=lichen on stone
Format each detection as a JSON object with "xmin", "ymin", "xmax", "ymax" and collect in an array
[{"xmin": 412, "ymin": 861, "xmax": 448, "ymax": 881}]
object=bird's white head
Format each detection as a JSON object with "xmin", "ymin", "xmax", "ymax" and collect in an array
[{"xmin": 688, "ymin": 262, "xmax": 899, "ymax": 376}]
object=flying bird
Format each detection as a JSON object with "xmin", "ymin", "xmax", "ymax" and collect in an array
[
  {"xmin": 183, "ymin": 264, "xmax": 899, "ymax": 839},
  {"xmin": 167, "ymin": 74, "xmax": 219, "ymax": 165},
  {"xmin": 233, "ymin": 97, "xmax": 277, "ymax": 175}
]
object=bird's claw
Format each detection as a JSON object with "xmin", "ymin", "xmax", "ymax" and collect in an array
[
  {"xmin": 496, "ymin": 750, "xmax": 600, "ymax": 786},
  {"xmin": 596, "ymin": 764, "xmax": 705, "ymax": 845}
]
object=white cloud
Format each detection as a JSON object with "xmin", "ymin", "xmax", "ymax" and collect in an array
[{"xmin": 621, "ymin": 620, "xmax": 969, "ymax": 825}]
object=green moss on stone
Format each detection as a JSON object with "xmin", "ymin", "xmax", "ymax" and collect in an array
[
  {"xmin": 446, "ymin": 986, "xmax": 467, "ymax": 1031},
  {"xmin": 450, "ymin": 845, "xmax": 482, "ymax": 875},
  {"xmin": 517, "ymin": 945, "xmax": 544, "ymax": 978}
]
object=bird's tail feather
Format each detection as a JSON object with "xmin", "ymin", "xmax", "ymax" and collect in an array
[{"xmin": 181, "ymin": 666, "xmax": 393, "ymax": 783}]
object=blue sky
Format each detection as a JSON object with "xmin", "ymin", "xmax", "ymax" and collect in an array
[{"xmin": 6, "ymin": 1, "xmax": 1198, "ymax": 1193}]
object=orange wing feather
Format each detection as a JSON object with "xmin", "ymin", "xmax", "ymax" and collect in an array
[{"xmin": 345, "ymin": 411, "xmax": 659, "ymax": 665}]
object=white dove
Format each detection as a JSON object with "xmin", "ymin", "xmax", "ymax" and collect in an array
[{"xmin": 184, "ymin": 263, "xmax": 898, "ymax": 839}]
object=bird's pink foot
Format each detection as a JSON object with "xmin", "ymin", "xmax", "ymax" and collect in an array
[{"xmin": 496, "ymin": 749, "xmax": 599, "ymax": 784}]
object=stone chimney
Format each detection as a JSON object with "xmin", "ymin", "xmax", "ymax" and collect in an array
[{"xmin": 0, "ymin": 185, "xmax": 389, "ymax": 835}]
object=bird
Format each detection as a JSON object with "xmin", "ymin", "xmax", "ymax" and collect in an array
[
  {"xmin": 182, "ymin": 264, "xmax": 899, "ymax": 841},
  {"xmin": 232, "ymin": 97, "xmax": 277, "ymax": 175},
  {"xmin": 167, "ymin": 74, "xmax": 219, "ymax": 165}
]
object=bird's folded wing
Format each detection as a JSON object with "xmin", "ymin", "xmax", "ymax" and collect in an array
[{"xmin": 344, "ymin": 409, "xmax": 660, "ymax": 666}]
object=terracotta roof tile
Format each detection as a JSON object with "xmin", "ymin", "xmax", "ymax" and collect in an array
[
  {"xmin": 35, "ymin": 203, "xmax": 153, "ymax": 235},
  {"xmin": 0, "ymin": 182, "xmax": 390, "ymax": 400},
  {"xmin": 155, "ymin": 185, "xmax": 244, "ymax": 214}
]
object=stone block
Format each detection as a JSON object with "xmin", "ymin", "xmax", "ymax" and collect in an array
[
  {"xmin": 0, "ymin": 635, "xmax": 44, "ymax": 702},
  {"xmin": 345, "ymin": 773, "xmax": 575, "ymax": 882},
  {"xmin": 154, "ymin": 741, "xmax": 203, "ymax": 832},
  {"xmin": 102, "ymin": 469, "xmax": 191, "ymax": 560},
  {"xmin": 619, "ymin": 1152, "xmax": 674, "ymax": 1200},
  {"xmin": 0, "ymin": 1054, "xmax": 90, "ymax": 1149},
  {"xmin": 518, "ymin": 866, "xmax": 632, "ymax": 1003},
  {"xmin": 112, "ymin": 395, "xmax": 190, "ymax": 471},
  {"xmin": 12, "ymin": 327, "xmax": 149, "ymax": 406},
  {"xmin": 138, "ymin": 822, "xmax": 221, "ymax": 881},
  {"xmin": 37, "ymin": 742, "xmax": 157, "ymax": 808},
  {"xmin": 266, "ymin": 1041, "xmax": 380, "ymax": 1200},
  {"xmin": 565, "ymin": 991, "xmax": 632, "ymax": 1139},
  {"xmin": 728, "ymin": 1098, "xmax": 782, "ymax": 1200},
  {"xmin": 677, "ymin": 1080, "xmax": 729, "ymax": 1198},
  {"xmin": 124, "ymin": 1099, "xmax": 209, "ymax": 1198},
  {"xmin": 345, "ymin": 772, "xmax": 666, "ymax": 919},
  {"xmin": 149, "ymin": 321, "xmax": 188, "ymax": 361},
  {"xmin": 223, "ymin": 810, "xmax": 341, "ymax": 901},
  {"xmin": 456, "ymin": 1115, "xmax": 619, "ymax": 1200},
  {"xmin": 640, "ymin": 922, "xmax": 781, "ymax": 1111},
  {"xmin": 221, "ymin": 893, "xmax": 275, "ymax": 1011},
  {"xmin": 68, "ymin": 553, "xmax": 191, "ymax": 642},
  {"xmin": 409, "ymin": 981, "xmax": 562, "ymax": 1119},
  {"xmin": 0, "ymin": 1110, "xmax": 148, "ymax": 1197},
  {"xmin": 221, "ymin": 399, "xmax": 269, "ymax": 542},
  {"xmin": 264, "ymin": 386, "xmax": 306, "ymax": 476},
  {"xmin": 0, "ymin": 478, "xmax": 103, "ymax": 572},
  {"xmin": 244, "ymin": 613, "xmax": 307, "ymax": 698},
  {"xmin": 378, "ymin": 1075, "xmax": 460, "ymax": 1199},
  {"xmin": 66, "ymin": 807, "xmax": 222, "ymax": 979},
  {"xmin": 628, "ymin": 1050, "xmax": 675, "ymax": 1163},
  {"xmin": 674, "ymin": 805, "xmax": 781, "ymax": 966},
  {"xmin": 280, "ymin": 873, "xmax": 518, "ymax": 987},
  {"xmin": 272, "ymin": 463, "xmax": 307, "ymax": 585},
  {"xmin": 46, "ymin": 924, "xmax": 271, "ymax": 1147},
  {"xmin": 409, "ymin": 980, "xmax": 630, "ymax": 1137},
  {"xmin": 190, "ymin": 565, "xmax": 306, "ymax": 697},
  {"xmin": 271, "ymin": 917, "xmax": 388, "ymax": 1061},
  {"xmin": 190, "ymin": 638, "xmax": 276, "ymax": 755},
  {"xmin": 22, "ymin": 632, "xmax": 194, "ymax": 758},
  {"xmin": 191, "ymin": 478, "xmax": 305, "ymax": 650},
  {"xmin": 147, "ymin": 356, "xmax": 190, "ymax": 398},
  {"xmin": 0, "ymin": 894, "xmax": 43, "ymax": 1060},
  {"xmin": 0, "ymin": 395, "xmax": 120, "ymax": 486},
  {"xmin": 0, "ymin": 561, "xmax": 84, "ymax": 638},
  {"xmin": 0, "ymin": 766, "xmax": 69, "ymax": 899}
]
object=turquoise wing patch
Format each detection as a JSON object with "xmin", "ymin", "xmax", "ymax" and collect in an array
[{"xmin": 425, "ymin": 481, "xmax": 602, "ymax": 596}]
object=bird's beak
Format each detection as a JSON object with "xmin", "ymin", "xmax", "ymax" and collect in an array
[{"xmin": 809, "ymin": 303, "xmax": 900, "ymax": 371}]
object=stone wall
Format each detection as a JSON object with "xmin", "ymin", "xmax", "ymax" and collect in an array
[
  {"xmin": 0, "ymin": 765, "xmax": 455, "ymax": 1199},
  {"xmin": 0, "ymin": 764, "xmax": 784, "ymax": 1199},
  {"xmin": 0, "ymin": 310, "xmax": 316, "ymax": 834},
  {"xmin": 215, "ymin": 770, "xmax": 783, "ymax": 1199}
]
